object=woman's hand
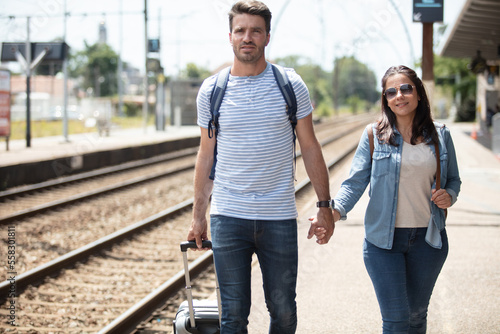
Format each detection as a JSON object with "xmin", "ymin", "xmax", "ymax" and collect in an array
[
  {"xmin": 431, "ymin": 188, "xmax": 452, "ymax": 209},
  {"xmin": 308, "ymin": 209, "xmax": 341, "ymax": 243}
]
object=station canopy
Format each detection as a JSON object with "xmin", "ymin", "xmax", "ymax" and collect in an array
[{"xmin": 439, "ymin": 0, "xmax": 500, "ymax": 60}]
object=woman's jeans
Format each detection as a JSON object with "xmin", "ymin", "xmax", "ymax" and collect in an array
[
  {"xmin": 211, "ymin": 215, "xmax": 298, "ymax": 334},
  {"xmin": 363, "ymin": 228, "xmax": 448, "ymax": 334}
]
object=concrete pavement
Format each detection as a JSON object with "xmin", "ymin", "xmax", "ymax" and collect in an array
[
  {"xmin": 248, "ymin": 122, "xmax": 500, "ymax": 333},
  {"xmin": 0, "ymin": 125, "xmax": 200, "ymax": 167}
]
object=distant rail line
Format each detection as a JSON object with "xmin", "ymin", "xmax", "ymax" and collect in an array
[{"xmin": 0, "ymin": 113, "xmax": 375, "ymax": 333}]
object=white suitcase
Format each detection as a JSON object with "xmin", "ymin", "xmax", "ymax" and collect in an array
[{"xmin": 173, "ymin": 240, "xmax": 221, "ymax": 334}]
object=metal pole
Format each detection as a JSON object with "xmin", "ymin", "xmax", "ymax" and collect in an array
[
  {"xmin": 157, "ymin": 8, "xmax": 165, "ymax": 131},
  {"xmin": 422, "ymin": 23, "xmax": 434, "ymax": 81},
  {"xmin": 118, "ymin": 0, "xmax": 124, "ymax": 117},
  {"xmin": 26, "ymin": 17, "xmax": 31, "ymax": 148},
  {"xmin": 143, "ymin": 0, "xmax": 149, "ymax": 133},
  {"xmin": 422, "ymin": 22, "xmax": 434, "ymax": 108},
  {"xmin": 62, "ymin": 0, "xmax": 69, "ymax": 142}
]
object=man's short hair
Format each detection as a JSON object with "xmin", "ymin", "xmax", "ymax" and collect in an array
[{"xmin": 228, "ymin": 0, "xmax": 272, "ymax": 34}]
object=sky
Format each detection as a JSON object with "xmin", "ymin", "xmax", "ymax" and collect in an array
[{"xmin": 0, "ymin": 0, "xmax": 467, "ymax": 82}]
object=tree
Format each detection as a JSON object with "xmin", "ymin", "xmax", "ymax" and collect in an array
[
  {"xmin": 433, "ymin": 55, "xmax": 476, "ymax": 122},
  {"xmin": 274, "ymin": 55, "xmax": 333, "ymax": 117},
  {"xmin": 332, "ymin": 56, "xmax": 379, "ymax": 112},
  {"xmin": 180, "ymin": 63, "xmax": 211, "ymax": 79},
  {"xmin": 69, "ymin": 42, "xmax": 119, "ymax": 97}
]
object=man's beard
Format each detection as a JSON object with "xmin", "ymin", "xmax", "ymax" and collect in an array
[{"xmin": 233, "ymin": 42, "xmax": 265, "ymax": 64}]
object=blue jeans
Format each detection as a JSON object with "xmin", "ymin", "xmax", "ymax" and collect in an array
[
  {"xmin": 363, "ymin": 228, "xmax": 448, "ymax": 334},
  {"xmin": 211, "ymin": 215, "xmax": 298, "ymax": 334}
]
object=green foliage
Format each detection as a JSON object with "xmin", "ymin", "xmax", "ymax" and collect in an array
[
  {"xmin": 10, "ymin": 119, "xmax": 88, "ymax": 140},
  {"xmin": 315, "ymin": 101, "xmax": 333, "ymax": 118},
  {"xmin": 123, "ymin": 101, "xmax": 142, "ymax": 117},
  {"xmin": 456, "ymin": 96, "xmax": 476, "ymax": 122},
  {"xmin": 433, "ymin": 55, "xmax": 477, "ymax": 122},
  {"xmin": 69, "ymin": 42, "xmax": 119, "ymax": 97},
  {"xmin": 274, "ymin": 56, "xmax": 335, "ymax": 117},
  {"xmin": 10, "ymin": 117, "xmax": 149, "ymax": 140},
  {"xmin": 346, "ymin": 95, "xmax": 363, "ymax": 114},
  {"xmin": 333, "ymin": 56, "xmax": 379, "ymax": 107},
  {"xmin": 180, "ymin": 63, "xmax": 212, "ymax": 79},
  {"xmin": 273, "ymin": 55, "xmax": 379, "ymax": 118}
]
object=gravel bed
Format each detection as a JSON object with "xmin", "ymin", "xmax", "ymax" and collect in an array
[
  {"xmin": 0, "ymin": 156, "xmax": 196, "ymax": 217},
  {"xmin": 1, "ymin": 168, "xmax": 194, "ymax": 278},
  {"xmin": 0, "ymin": 116, "xmax": 370, "ymax": 333}
]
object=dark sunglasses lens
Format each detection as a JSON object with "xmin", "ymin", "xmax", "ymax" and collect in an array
[
  {"xmin": 385, "ymin": 88, "xmax": 397, "ymax": 99},
  {"xmin": 400, "ymin": 84, "xmax": 413, "ymax": 95}
]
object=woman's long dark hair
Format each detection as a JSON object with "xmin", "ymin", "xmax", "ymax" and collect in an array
[{"xmin": 376, "ymin": 65, "xmax": 438, "ymax": 146}]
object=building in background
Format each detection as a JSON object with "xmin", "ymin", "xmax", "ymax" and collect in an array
[{"xmin": 439, "ymin": 0, "xmax": 500, "ymax": 144}]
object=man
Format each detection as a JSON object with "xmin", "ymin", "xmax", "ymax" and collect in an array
[{"xmin": 187, "ymin": 1, "xmax": 334, "ymax": 333}]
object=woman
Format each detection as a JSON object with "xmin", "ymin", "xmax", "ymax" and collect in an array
[{"xmin": 316, "ymin": 65, "xmax": 461, "ymax": 333}]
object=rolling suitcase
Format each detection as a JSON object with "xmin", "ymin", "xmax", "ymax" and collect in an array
[{"xmin": 173, "ymin": 240, "xmax": 221, "ymax": 334}]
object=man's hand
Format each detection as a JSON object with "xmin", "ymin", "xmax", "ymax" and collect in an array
[
  {"xmin": 187, "ymin": 217, "xmax": 209, "ymax": 250},
  {"xmin": 307, "ymin": 207, "xmax": 334, "ymax": 245}
]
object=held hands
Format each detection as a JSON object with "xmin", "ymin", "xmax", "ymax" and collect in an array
[
  {"xmin": 307, "ymin": 208, "xmax": 335, "ymax": 245},
  {"xmin": 431, "ymin": 188, "xmax": 452, "ymax": 209}
]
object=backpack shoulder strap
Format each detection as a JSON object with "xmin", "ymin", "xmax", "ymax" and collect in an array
[
  {"xmin": 208, "ymin": 66, "xmax": 231, "ymax": 180},
  {"xmin": 433, "ymin": 129, "xmax": 447, "ymax": 218},
  {"xmin": 433, "ymin": 121, "xmax": 445, "ymax": 190},
  {"xmin": 271, "ymin": 64, "xmax": 298, "ymax": 178},
  {"xmin": 367, "ymin": 124, "xmax": 374, "ymax": 160},
  {"xmin": 434, "ymin": 141, "xmax": 441, "ymax": 190},
  {"xmin": 271, "ymin": 64, "xmax": 297, "ymax": 126},
  {"xmin": 209, "ymin": 66, "xmax": 231, "ymax": 138}
]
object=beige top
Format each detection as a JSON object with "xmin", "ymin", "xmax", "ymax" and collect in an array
[{"xmin": 395, "ymin": 141, "xmax": 436, "ymax": 228}]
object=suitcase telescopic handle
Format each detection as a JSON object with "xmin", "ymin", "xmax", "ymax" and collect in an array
[
  {"xmin": 180, "ymin": 239, "xmax": 218, "ymax": 329},
  {"xmin": 181, "ymin": 240, "xmax": 212, "ymax": 252}
]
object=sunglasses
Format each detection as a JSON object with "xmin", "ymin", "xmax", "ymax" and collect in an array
[{"xmin": 384, "ymin": 84, "xmax": 415, "ymax": 100}]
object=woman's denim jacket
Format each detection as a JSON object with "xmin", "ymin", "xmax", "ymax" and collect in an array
[{"xmin": 334, "ymin": 122, "xmax": 461, "ymax": 249}]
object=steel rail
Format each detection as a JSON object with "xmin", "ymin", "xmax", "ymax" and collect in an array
[
  {"xmin": 0, "ymin": 120, "xmax": 368, "ymax": 330},
  {"xmin": 0, "ymin": 122, "xmax": 365, "ymax": 298},
  {"xmin": 0, "ymin": 163, "xmax": 195, "ymax": 225},
  {"xmin": 0, "ymin": 122, "xmax": 366, "ymax": 226},
  {"xmin": 0, "ymin": 198, "xmax": 193, "ymax": 300},
  {"xmin": 0, "ymin": 147, "xmax": 199, "ymax": 201},
  {"xmin": 98, "ymin": 249, "xmax": 214, "ymax": 334},
  {"xmin": 0, "ymin": 113, "xmax": 368, "ymax": 202},
  {"xmin": 97, "ymin": 138, "xmax": 361, "ymax": 334}
]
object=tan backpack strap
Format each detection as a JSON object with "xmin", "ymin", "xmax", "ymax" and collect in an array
[
  {"xmin": 434, "ymin": 140, "xmax": 447, "ymax": 218},
  {"xmin": 434, "ymin": 141, "xmax": 441, "ymax": 190},
  {"xmin": 367, "ymin": 124, "xmax": 374, "ymax": 160}
]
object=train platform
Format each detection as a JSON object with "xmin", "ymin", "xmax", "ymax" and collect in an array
[
  {"xmin": 0, "ymin": 125, "xmax": 200, "ymax": 189},
  {"xmin": 0, "ymin": 125, "xmax": 200, "ymax": 167},
  {"xmin": 247, "ymin": 121, "xmax": 500, "ymax": 333}
]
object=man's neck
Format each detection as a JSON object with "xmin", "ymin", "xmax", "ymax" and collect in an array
[{"xmin": 231, "ymin": 59, "xmax": 268, "ymax": 77}]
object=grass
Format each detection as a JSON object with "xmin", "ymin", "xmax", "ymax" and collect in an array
[
  {"xmin": 8, "ymin": 116, "xmax": 153, "ymax": 140},
  {"xmin": 6, "ymin": 106, "xmax": 363, "ymax": 140}
]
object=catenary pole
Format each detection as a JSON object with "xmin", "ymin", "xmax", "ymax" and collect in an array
[
  {"xmin": 62, "ymin": 0, "xmax": 69, "ymax": 142},
  {"xmin": 143, "ymin": 0, "xmax": 149, "ymax": 133},
  {"xmin": 26, "ymin": 17, "xmax": 31, "ymax": 148}
]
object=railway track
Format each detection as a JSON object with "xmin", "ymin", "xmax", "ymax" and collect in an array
[
  {"xmin": 0, "ymin": 113, "xmax": 375, "ymax": 333},
  {"xmin": 0, "ymin": 115, "xmax": 361, "ymax": 225},
  {"xmin": 0, "ymin": 147, "xmax": 199, "ymax": 224}
]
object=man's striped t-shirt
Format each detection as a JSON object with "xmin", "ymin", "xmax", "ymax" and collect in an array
[{"xmin": 197, "ymin": 62, "xmax": 313, "ymax": 220}]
